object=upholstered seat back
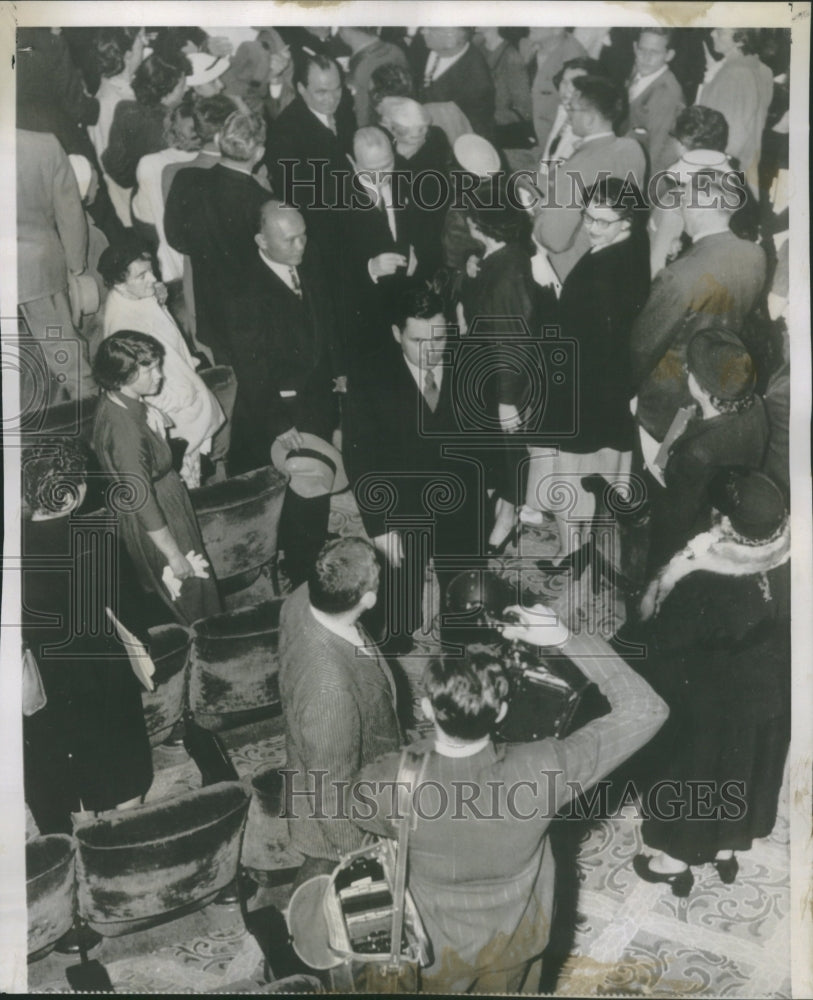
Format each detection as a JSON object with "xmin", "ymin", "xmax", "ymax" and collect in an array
[
  {"xmin": 188, "ymin": 600, "xmax": 284, "ymax": 731},
  {"xmin": 26, "ymin": 834, "xmax": 76, "ymax": 960},
  {"xmin": 190, "ymin": 466, "xmax": 288, "ymax": 588},
  {"xmin": 74, "ymin": 781, "xmax": 250, "ymax": 936},
  {"xmin": 241, "ymin": 765, "xmax": 297, "ymax": 880},
  {"xmin": 142, "ymin": 624, "xmax": 191, "ymax": 746}
]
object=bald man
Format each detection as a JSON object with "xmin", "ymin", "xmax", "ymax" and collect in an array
[
  {"xmin": 342, "ymin": 126, "xmax": 421, "ymax": 361},
  {"xmin": 227, "ymin": 200, "xmax": 341, "ymax": 474}
]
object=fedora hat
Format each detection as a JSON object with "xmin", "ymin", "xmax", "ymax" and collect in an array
[
  {"xmin": 286, "ymin": 874, "xmax": 343, "ymax": 970},
  {"xmin": 68, "ymin": 271, "xmax": 101, "ymax": 326},
  {"xmin": 270, "ymin": 433, "xmax": 348, "ymax": 499},
  {"xmin": 186, "ymin": 52, "xmax": 230, "ymax": 87}
]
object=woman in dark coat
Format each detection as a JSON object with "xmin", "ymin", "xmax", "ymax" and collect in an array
[
  {"xmin": 92, "ymin": 330, "xmax": 222, "ymax": 626},
  {"xmin": 22, "ymin": 439, "xmax": 155, "ymax": 833},
  {"xmin": 622, "ymin": 469, "xmax": 790, "ymax": 895},
  {"xmin": 459, "ymin": 185, "xmax": 542, "ymax": 552},
  {"xmin": 524, "ymin": 177, "xmax": 650, "ymax": 560}
]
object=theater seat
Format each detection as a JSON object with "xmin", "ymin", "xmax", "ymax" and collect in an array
[
  {"xmin": 141, "ymin": 623, "xmax": 191, "ymax": 746},
  {"xmin": 242, "ymin": 765, "xmax": 299, "ymax": 882},
  {"xmin": 74, "ymin": 781, "xmax": 250, "ymax": 937},
  {"xmin": 190, "ymin": 465, "xmax": 288, "ymax": 607},
  {"xmin": 26, "ymin": 834, "xmax": 77, "ymax": 961},
  {"xmin": 188, "ymin": 600, "xmax": 284, "ymax": 732}
]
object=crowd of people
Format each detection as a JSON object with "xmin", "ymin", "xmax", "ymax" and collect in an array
[{"xmin": 18, "ymin": 23, "xmax": 792, "ymax": 993}]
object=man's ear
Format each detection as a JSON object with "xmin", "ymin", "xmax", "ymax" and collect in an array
[
  {"xmin": 359, "ymin": 589, "xmax": 377, "ymax": 610},
  {"xmin": 254, "ymin": 231, "xmax": 265, "ymax": 250},
  {"xmin": 665, "ymin": 48, "xmax": 675, "ymax": 63},
  {"xmin": 496, "ymin": 701, "xmax": 508, "ymax": 725},
  {"xmin": 420, "ymin": 696, "xmax": 435, "ymax": 723},
  {"xmin": 391, "ymin": 324, "xmax": 402, "ymax": 344}
]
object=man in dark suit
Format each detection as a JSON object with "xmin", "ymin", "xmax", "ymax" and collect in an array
[
  {"xmin": 344, "ymin": 283, "xmax": 481, "ymax": 653},
  {"xmin": 228, "ymin": 201, "xmax": 340, "ymax": 476},
  {"xmin": 265, "ymin": 51, "xmax": 355, "ymax": 239},
  {"xmin": 164, "ymin": 111, "xmax": 271, "ymax": 365},
  {"xmin": 630, "ymin": 169, "xmax": 767, "ymax": 450},
  {"xmin": 418, "ymin": 27, "xmax": 496, "ymax": 139},
  {"xmin": 342, "ymin": 126, "xmax": 420, "ymax": 361}
]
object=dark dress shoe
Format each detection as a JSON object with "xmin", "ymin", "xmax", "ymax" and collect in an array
[
  {"xmin": 55, "ymin": 923, "xmax": 102, "ymax": 955},
  {"xmin": 713, "ymin": 855, "xmax": 739, "ymax": 884},
  {"xmin": 632, "ymin": 853, "xmax": 694, "ymax": 897},
  {"xmin": 486, "ymin": 526, "xmax": 518, "ymax": 557}
]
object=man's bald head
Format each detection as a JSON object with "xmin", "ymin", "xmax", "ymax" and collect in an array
[
  {"xmin": 353, "ymin": 126, "xmax": 395, "ymax": 173},
  {"xmin": 256, "ymin": 200, "xmax": 307, "ymax": 266}
]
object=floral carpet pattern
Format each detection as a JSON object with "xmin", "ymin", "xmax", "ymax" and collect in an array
[{"xmin": 27, "ymin": 490, "xmax": 791, "ymax": 994}]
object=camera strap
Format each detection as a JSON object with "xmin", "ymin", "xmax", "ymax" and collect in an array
[{"xmin": 388, "ymin": 749, "xmax": 429, "ymax": 971}]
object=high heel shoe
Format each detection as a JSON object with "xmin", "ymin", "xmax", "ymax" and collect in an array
[
  {"xmin": 713, "ymin": 855, "xmax": 738, "ymax": 884},
  {"xmin": 486, "ymin": 525, "xmax": 518, "ymax": 557},
  {"xmin": 632, "ymin": 854, "xmax": 694, "ymax": 897}
]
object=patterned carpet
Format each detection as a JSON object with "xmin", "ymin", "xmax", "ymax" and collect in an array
[{"xmin": 26, "ymin": 489, "xmax": 791, "ymax": 995}]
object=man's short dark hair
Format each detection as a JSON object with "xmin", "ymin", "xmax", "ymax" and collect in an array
[
  {"xmin": 424, "ymin": 653, "xmax": 510, "ymax": 741},
  {"xmin": 552, "ymin": 56, "xmax": 598, "ymax": 91},
  {"xmin": 673, "ymin": 105, "xmax": 729, "ymax": 153},
  {"xmin": 132, "ymin": 53, "xmax": 187, "ymax": 106},
  {"xmin": 392, "ymin": 282, "xmax": 445, "ymax": 331},
  {"xmin": 636, "ymin": 26, "xmax": 676, "ymax": 49},
  {"xmin": 192, "ymin": 93, "xmax": 239, "ymax": 142},
  {"xmin": 571, "ymin": 75, "xmax": 624, "ymax": 125},
  {"xmin": 94, "ymin": 28, "xmax": 142, "ymax": 79},
  {"xmin": 293, "ymin": 50, "xmax": 339, "ymax": 90},
  {"xmin": 370, "ymin": 62, "xmax": 415, "ymax": 109},
  {"xmin": 308, "ymin": 537, "xmax": 380, "ymax": 614},
  {"xmin": 97, "ymin": 234, "xmax": 152, "ymax": 288}
]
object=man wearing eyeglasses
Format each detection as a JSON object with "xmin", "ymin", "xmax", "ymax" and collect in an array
[{"xmin": 533, "ymin": 74, "xmax": 646, "ymax": 283}]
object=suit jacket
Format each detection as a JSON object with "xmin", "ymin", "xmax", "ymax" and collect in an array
[
  {"xmin": 480, "ymin": 39, "xmax": 533, "ymax": 127},
  {"xmin": 266, "ymin": 95, "xmax": 355, "ymax": 222},
  {"xmin": 347, "ymin": 40, "xmax": 409, "ymax": 127},
  {"xmin": 341, "ymin": 177, "xmax": 421, "ymax": 359},
  {"xmin": 630, "ymin": 230, "xmax": 767, "ymax": 441},
  {"xmin": 419, "ymin": 44, "xmax": 496, "ymax": 140},
  {"xmin": 164, "ymin": 163, "xmax": 271, "ymax": 363},
  {"xmin": 649, "ymin": 399, "xmax": 769, "ymax": 567},
  {"xmin": 523, "ymin": 34, "xmax": 587, "ymax": 151},
  {"xmin": 278, "ymin": 582, "xmax": 400, "ymax": 861},
  {"xmin": 533, "ymin": 133, "xmax": 646, "ymax": 284},
  {"xmin": 555, "ymin": 235, "xmax": 651, "ymax": 452},
  {"xmin": 102, "ymin": 101, "xmax": 165, "ymax": 190},
  {"xmin": 17, "ymin": 129, "xmax": 88, "ymax": 304},
  {"xmin": 344, "ymin": 346, "xmax": 479, "ymax": 557},
  {"xmin": 623, "ymin": 68, "xmax": 684, "ymax": 178},
  {"xmin": 698, "ymin": 53, "xmax": 773, "ymax": 191},
  {"xmin": 228, "ymin": 249, "xmax": 338, "ymax": 473}
]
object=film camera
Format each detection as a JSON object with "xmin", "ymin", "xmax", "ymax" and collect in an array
[{"xmin": 444, "ymin": 570, "xmax": 596, "ymax": 741}]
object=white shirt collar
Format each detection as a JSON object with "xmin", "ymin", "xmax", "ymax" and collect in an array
[
  {"xmin": 310, "ymin": 604, "xmax": 369, "ymax": 651},
  {"xmin": 434, "ymin": 734, "xmax": 491, "ymax": 758},
  {"xmin": 578, "ymin": 130, "xmax": 615, "ymax": 146},
  {"xmin": 404, "ymin": 354, "xmax": 443, "ymax": 393},
  {"xmin": 309, "ymin": 106, "xmax": 334, "ymax": 130},
  {"xmin": 427, "ymin": 42, "xmax": 470, "ymax": 80},
  {"xmin": 258, "ymin": 249, "xmax": 298, "ymax": 290},
  {"xmin": 629, "ymin": 63, "xmax": 668, "ymax": 99},
  {"xmin": 692, "ymin": 224, "xmax": 731, "ymax": 244}
]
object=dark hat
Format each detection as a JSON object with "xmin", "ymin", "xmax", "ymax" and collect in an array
[
  {"xmin": 708, "ymin": 469, "xmax": 787, "ymax": 541},
  {"xmin": 686, "ymin": 328, "xmax": 756, "ymax": 401}
]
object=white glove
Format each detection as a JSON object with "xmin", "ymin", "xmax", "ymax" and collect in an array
[
  {"xmin": 162, "ymin": 565, "xmax": 183, "ymax": 601},
  {"xmin": 185, "ymin": 551, "xmax": 211, "ymax": 579}
]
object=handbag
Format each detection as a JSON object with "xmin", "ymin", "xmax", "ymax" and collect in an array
[
  {"xmin": 22, "ymin": 644, "xmax": 47, "ymax": 717},
  {"xmin": 287, "ymin": 749, "xmax": 432, "ymax": 992}
]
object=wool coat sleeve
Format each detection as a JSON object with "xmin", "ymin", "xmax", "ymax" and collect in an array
[{"xmin": 51, "ymin": 136, "xmax": 88, "ymax": 276}]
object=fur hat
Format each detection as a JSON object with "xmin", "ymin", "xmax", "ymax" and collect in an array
[
  {"xmin": 708, "ymin": 468, "xmax": 787, "ymax": 542},
  {"xmin": 687, "ymin": 328, "xmax": 756, "ymax": 401}
]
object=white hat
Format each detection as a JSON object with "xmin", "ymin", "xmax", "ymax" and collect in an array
[
  {"xmin": 270, "ymin": 433, "xmax": 349, "ymax": 499},
  {"xmin": 453, "ymin": 134, "xmax": 500, "ymax": 176},
  {"xmin": 186, "ymin": 51, "xmax": 230, "ymax": 87}
]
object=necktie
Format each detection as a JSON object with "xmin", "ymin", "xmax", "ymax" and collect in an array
[
  {"xmin": 423, "ymin": 52, "xmax": 439, "ymax": 88},
  {"xmin": 326, "ymin": 114, "xmax": 336, "ymax": 134},
  {"xmin": 289, "ymin": 267, "xmax": 302, "ymax": 298},
  {"xmin": 423, "ymin": 369, "xmax": 439, "ymax": 412},
  {"xmin": 549, "ymin": 130, "xmax": 562, "ymax": 157}
]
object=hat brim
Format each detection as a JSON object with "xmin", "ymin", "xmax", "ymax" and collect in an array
[
  {"xmin": 286, "ymin": 874, "xmax": 344, "ymax": 970},
  {"xmin": 270, "ymin": 433, "xmax": 349, "ymax": 498}
]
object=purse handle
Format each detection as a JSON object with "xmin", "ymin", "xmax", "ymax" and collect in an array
[{"xmin": 387, "ymin": 749, "xmax": 428, "ymax": 971}]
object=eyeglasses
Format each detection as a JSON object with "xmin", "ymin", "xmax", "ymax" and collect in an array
[{"xmin": 580, "ymin": 209, "xmax": 622, "ymax": 231}]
